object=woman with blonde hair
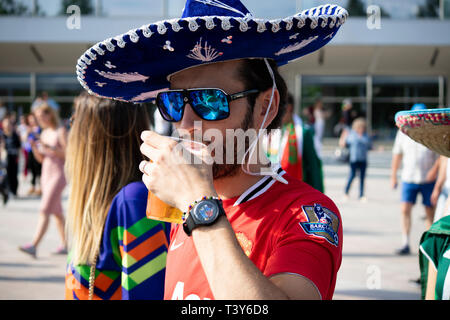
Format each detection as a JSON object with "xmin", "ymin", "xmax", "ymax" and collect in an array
[
  {"xmin": 64, "ymin": 92, "xmax": 169, "ymax": 300},
  {"xmin": 19, "ymin": 104, "xmax": 68, "ymax": 257}
]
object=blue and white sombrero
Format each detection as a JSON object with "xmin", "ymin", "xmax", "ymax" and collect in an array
[{"xmin": 76, "ymin": 0, "xmax": 348, "ymax": 103}]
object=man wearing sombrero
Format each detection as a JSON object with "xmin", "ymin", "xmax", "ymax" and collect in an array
[
  {"xmin": 392, "ymin": 104, "xmax": 443, "ymax": 255},
  {"xmin": 395, "ymin": 106, "xmax": 450, "ymax": 299},
  {"xmin": 77, "ymin": 0, "xmax": 348, "ymax": 300}
]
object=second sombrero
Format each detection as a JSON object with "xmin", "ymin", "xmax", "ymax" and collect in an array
[{"xmin": 395, "ymin": 108, "xmax": 450, "ymax": 157}]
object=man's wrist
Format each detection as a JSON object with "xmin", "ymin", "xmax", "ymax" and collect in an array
[{"xmin": 191, "ymin": 212, "xmax": 228, "ymax": 236}]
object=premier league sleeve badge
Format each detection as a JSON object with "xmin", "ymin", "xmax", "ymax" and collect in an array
[{"xmin": 299, "ymin": 203, "xmax": 340, "ymax": 246}]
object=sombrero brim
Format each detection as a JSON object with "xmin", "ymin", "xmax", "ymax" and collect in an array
[
  {"xmin": 395, "ymin": 108, "xmax": 450, "ymax": 157},
  {"xmin": 76, "ymin": 5, "xmax": 348, "ymax": 103}
]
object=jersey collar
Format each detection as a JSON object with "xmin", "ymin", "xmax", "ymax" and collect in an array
[{"xmin": 232, "ymin": 164, "xmax": 286, "ymax": 207}]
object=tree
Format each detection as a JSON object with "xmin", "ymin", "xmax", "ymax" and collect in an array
[
  {"xmin": 346, "ymin": 0, "xmax": 366, "ymax": 17},
  {"xmin": 346, "ymin": 0, "xmax": 391, "ymax": 19},
  {"xmin": 59, "ymin": 0, "xmax": 94, "ymax": 15},
  {"xmin": 417, "ymin": 0, "xmax": 439, "ymax": 18},
  {"xmin": 379, "ymin": 6, "xmax": 391, "ymax": 18},
  {"xmin": 0, "ymin": 0, "xmax": 29, "ymax": 15}
]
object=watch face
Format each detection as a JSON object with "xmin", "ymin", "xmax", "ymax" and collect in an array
[{"xmin": 192, "ymin": 200, "xmax": 219, "ymax": 224}]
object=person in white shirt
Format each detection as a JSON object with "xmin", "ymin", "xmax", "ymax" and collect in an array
[
  {"xmin": 313, "ymin": 99, "xmax": 325, "ymax": 159},
  {"xmin": 391, "ymin": 128, "xmax": 439, "ymax": 255}
]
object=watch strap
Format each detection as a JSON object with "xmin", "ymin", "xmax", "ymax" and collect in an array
[{"xmin": 182, "ymin": 215, "xmax": 197, "ymax": 236}]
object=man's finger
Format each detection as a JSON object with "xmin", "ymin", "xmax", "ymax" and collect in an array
[
  {"xmin": 142, "ymin": 171, "xmax": 152, "ymax": 190},
  {"xmin": 141, "ymin": 130, "xmax": 176, "ymax": 150},
  {"xmin": 139, "ymin": 160, "xmax": 149, "ymax": 175},
  {"xmin": 139, "ymin": 160, "xmax": 156, "ymax": 176},
  {"xmin": 140, "ymin": 142, "xmax": 160, "ymax": 161}
]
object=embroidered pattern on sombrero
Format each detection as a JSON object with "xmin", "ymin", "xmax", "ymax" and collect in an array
[
  {"xmin": 275, "ymin": 36, "xmax": 319, "ymax": 56},
  {"xmin": 94, "ymin": 70, "xmax": 149, "ymax": 83},
  {"xmin": 396, "ymin": 110, "xmax": 450, "ymax": 129},
  {"xmin": 130, "ymin": 89, "xmax": 168, "ymax": 102},
  {"xmin": 187, "ymin": 38, "xmax": 223, "ymax": 62}
]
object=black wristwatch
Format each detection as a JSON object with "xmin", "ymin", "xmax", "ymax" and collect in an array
[{"xmin": 183, "ymin": 198, "xmax": 226, "ymax": 236}]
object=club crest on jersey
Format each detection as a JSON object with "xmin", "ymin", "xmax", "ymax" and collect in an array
[
  {"xmin": 236, "ymin": 232, "xmax": 253, "ymax": 257},
  {"xmin": 299, "ymin": 203, "xmax": 339, "ymax": 246}
]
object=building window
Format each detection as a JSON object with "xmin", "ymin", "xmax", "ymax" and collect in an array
[
  {"xmin": 445, "ymin": 0, "xmax": 450, "ymax": 18},
  {"xmin": 0, "ymin": 73, "xmax": 31, "ymax": 114},
  {"xmin": 372, "ymin": 76, "xmax": 441, "ymax": 139},
  {"xmin": 301, "ymin": 76, "xmax": 367, "ymax": 138},
  {"xmin": 0, "ymin": 73, "xmax": 83, "ymax": 118},
  {"xmin": 299, "ymin": 75, "xmax": 443, "ymax": 140}
]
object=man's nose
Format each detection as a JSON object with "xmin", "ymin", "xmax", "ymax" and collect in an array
[{"xmin": 177, "ymin": 103, "xmax": 201, "ymax": 131}]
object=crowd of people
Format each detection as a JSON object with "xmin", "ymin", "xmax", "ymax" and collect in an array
[
  {"xmin": 3, "ymin": 89, "xmax": 447, "ymax": 300},
  {"xmin": 2, "ymin": 86, "xmax": 449, "ymax": 301},
  {"xmin": 0, "ymin": 110, "xmax": 41, "ymax": 204},
  {"xmin": 0, "ymin": 94, "xmax": 68, "ymax": 257},
  {"xmin": 2, "ymin": 88, "xmax": 448, "ymax": 301}
]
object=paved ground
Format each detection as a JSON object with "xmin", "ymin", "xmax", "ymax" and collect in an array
[{"xmin": 0, "ymin": 141, "xmax": 428, "ymax": 300}]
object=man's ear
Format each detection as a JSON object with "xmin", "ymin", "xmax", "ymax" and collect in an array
[{"xmin": 255, "ymin": 87, "xmax": 280, "ymax": 129}]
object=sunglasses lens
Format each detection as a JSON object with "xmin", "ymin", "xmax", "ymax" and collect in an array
[
  {"xmin": 157, "ymin": 91, "xmax": 184, "ymax": 122},
  {"xmin": 190, "ymin": 89, "xmax": 229, "ymax": 121}
]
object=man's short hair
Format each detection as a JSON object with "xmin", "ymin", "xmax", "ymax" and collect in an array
[{"xmin": 237, "ymin": 59, "xmax": 287, "ymax": 130}]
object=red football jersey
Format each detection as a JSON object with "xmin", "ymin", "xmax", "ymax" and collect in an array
[{"xmin": 164, "ymin": 167, "xmax": 343, "ymax": 300}]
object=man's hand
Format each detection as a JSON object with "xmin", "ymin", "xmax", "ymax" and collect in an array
[
  {"xmin": 430, "ymin": 188, "xmax": 441, "ymax": 207},
  {"xmin": 139, "ymin": 130, "xmax": 217, "ymax": 212},
  {"xmin": 425, "ymin": 158, "xmax": 440, "ymax": 183},
  {"xmin": 391, "ymin": 175, "xmax": 398, "ymax": 189}
]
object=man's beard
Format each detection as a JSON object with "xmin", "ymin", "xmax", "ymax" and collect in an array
[{"xmin": 212, "ymin": 105, "xmax": 253, "ymax": 180}]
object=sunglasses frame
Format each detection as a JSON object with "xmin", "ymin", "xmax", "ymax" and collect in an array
[{"xmin": 156, "ymin": 88, "xmax": 259, "ymax": 122}]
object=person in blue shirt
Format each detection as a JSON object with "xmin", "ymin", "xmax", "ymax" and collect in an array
[{"xmin": 339, "ymin": 117, "xmax": 372, "ymax": 202}]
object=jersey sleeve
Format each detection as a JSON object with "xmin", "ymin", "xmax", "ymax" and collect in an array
[
  {"xmin": 264, "ymin": 197, "xmax": 343, "ymax": 300},
  {"xmin": 419, "ymin": 232, "xmax": 447, "ymax": 299},
  {"xmin": 420, "ymin": 235, "xmax": 446, "ymax": 270},
  {"xmin": 65, "ymin": 183, "xmax": 171, "ymax": 300},
  {"xmin": 116, "ymin": 192, "xmax": 170, "ymax": 300}
]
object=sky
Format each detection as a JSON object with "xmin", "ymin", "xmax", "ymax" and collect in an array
[{"xmin": 12, "ymin": 0, "xmax": 439, "ymax": 19}]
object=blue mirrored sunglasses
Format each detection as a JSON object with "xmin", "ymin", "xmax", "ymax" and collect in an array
[{"xmin": 156, "ymin": 88, "xmax": 259, "ymax": 122}]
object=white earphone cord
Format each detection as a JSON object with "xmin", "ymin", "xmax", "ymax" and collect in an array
[{"xmin": 241, "ymin": 58, "xmax": 288, "ymax": 184}]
